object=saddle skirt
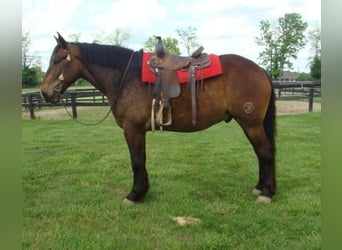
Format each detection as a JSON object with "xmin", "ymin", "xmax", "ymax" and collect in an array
[{"xmin": 141, "ymin": 52, "xmax": 222, "ymax": 84}]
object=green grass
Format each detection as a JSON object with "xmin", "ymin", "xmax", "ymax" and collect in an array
[{"xmin": 22, "ymin": 112, "xmax": 321, "ymax": 249}]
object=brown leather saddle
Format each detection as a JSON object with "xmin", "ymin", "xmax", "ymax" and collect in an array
[{"xmin": 148, "ymin": 37, "xmax": 211, "ymax": 129}]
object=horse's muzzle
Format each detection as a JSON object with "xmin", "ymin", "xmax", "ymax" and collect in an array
[
  {"xmin": 40, "ymin": 82, "xmax": 62, "ymax": 103},
  {"xmin": 41, "ymin": 90, "xmax": 60, "ymax": 104},
  {"xmin": 40, "ymin": 91, "xmax": 60, "ymax": 103}
]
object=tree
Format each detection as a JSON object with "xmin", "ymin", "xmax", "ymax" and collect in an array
[
  {"xmin": 93, "ymin": 28, "xmax": 132, "ymax": 47},
  {"xmin": 68, "ymin": 33, "xmax": 81, "ymax": 42},
  {"xmin": 176, "ymin": 26, "xmax": 199, "ymax": 55},
  {"xmin": 144, "ymin": 36, "xmax": 180, "ymax": 55},
  {"xmin": 22, "ymin": 31, "xmax": 43, "ymax": 87},
  {"xmin": 308, "ymin": 26, "xmax": 321, "ymax": 79},
  {"xmin": 256, "ymin": 13, "xmax": 308, "ymax": 79},
  {"xmin": 308, "ymin": 26, "xmax": 321, "ymax": 58},
  {"xmin": 22, "ymin": 66, "xmax": 43, "ymax": 87},
  {"xmin": 22, "ymin": 31, "xmax": 31, "ymax": 69},
  {"xmin": 310, "ymin": 56, "xmax": 321, "ymax": 80},
  {"xmin": 256, "ymin": 20, "xmax": 280, "ymax": 78},
  {"xmin": 22, "ymin": 31, "xmax": 41, "ymax": 68}
]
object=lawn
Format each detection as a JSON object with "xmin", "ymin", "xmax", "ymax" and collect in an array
[{"xmin": 22, "ymin": 111, "xmax": 321, "ymax": 249}]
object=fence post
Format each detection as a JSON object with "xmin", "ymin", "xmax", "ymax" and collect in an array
[
  {"xmin": 71, "ymin": 92, "xmax": 77, "ymax": 119},
  {"xmin": 308, "ymin": 88, "xmax": 314, "ymax": 112},
  {"xmin": 28, "ymin": 94, "xmax": 35, "ymax": 119}
]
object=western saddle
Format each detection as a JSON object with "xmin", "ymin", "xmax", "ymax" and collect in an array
[{"xmin": 148, "ymin": 36, "xmax": 210, "ymax": 130}]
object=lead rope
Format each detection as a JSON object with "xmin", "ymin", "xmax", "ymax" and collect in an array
[{"xmin": 61, "ymin": 97, "xmax": 112, "ymax": 126}]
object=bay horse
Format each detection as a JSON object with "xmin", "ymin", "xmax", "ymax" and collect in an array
[{"xmin": 40, "ymin": 33, "xmax": 276, "ymax": 204}]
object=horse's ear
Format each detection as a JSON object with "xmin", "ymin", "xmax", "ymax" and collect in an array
[{"xmin": 55, "ymin": 32, "xmax": 68, "ymax": 49}]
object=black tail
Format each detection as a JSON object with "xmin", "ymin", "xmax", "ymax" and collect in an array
[{"xmin": 263, "ymin": 72, "xmax": 276, "ymax": 152}]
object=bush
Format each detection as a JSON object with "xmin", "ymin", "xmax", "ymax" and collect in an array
[{"xmin": 22, "ymin": 66, "xmax": 43, "ymax": 87}]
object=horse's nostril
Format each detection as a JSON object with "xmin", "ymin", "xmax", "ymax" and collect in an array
[{"xmin": 40, "ymin": 91, "xmax": 47, "ymax": 100}]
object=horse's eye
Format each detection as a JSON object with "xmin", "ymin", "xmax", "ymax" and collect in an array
[
  {"xmin": 53, "ymin": 58, "xmax": 62, "ymax": 64},
  {"xmin": 53, "ymin": 54, "xmax": 67, "ymax": 64}
]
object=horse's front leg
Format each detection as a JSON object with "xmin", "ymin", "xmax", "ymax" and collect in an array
[{"xmin": 123, "ymin": 126, "xmax": 149, "ymax": 204}]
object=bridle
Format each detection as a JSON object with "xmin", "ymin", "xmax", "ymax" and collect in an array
[
  {"xmin": 53, "ymin": 51, "xmax": 71, "ymax": 97},
  {"xmin": 52, "ymin": 48, "xmax": 135, "ymax": 126}
]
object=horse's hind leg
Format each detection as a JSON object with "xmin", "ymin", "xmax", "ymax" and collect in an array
[{"xmin": 240, "ymin": 124, "xmax": 276, "ymax": 202}]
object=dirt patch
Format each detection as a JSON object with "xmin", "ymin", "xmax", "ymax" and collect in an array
[
  {"xmin": 172, "ymin": 216, "xmax": 201, "ymax": 226},
  {"xmin": 22, "ymin": 100, "xmax": 321, "ymax": 120},
  {"xmin": 275, "ymin": 100, "xmax": 321, "ymax": 115}
]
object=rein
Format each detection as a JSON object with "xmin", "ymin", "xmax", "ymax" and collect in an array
[
  {"xmin": 111, "ymin": 50, "xmax": 135, "ymax": 108},
  {"xmin": 56, "ymin": 49, "xmax": 135, "ymax": 126}
]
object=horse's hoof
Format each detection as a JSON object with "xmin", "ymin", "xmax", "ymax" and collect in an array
[
  {"xmin": 252, "ymin": 188, "xmax": 262, "ymax": 196},
  {"xmin": 257, "ymin": 195, "xmax": 272, "ymax": 203},
  {"xmin": 123, "ymin": 198, "xmax": 136, "ymax": 206}
]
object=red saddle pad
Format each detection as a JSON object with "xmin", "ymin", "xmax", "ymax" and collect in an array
[{"xmin": 141, "ymin": 52, "xmax": 222, "ymax": 84}]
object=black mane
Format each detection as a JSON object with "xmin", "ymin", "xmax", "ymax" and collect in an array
[{"xmin": 75, "ymin": 43, "xmax": 142, "ymax": 69}]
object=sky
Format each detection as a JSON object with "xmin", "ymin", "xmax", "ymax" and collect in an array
[{"xmin": 22, "ymin": 0, "xmax": 320, "ymax": 72}]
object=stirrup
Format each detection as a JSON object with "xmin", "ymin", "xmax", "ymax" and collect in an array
[
  {"xmin": 156, "ymin": 104, "xmax": 172, "ymax": 127},
  {"xmin": 151, "ymin": 99, "xmax": 172, "ymax": 131}
]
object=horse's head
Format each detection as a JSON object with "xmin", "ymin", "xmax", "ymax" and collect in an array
[{"xmin": 40, "ymin": 33, "xmax": 83, "ymax": 103}]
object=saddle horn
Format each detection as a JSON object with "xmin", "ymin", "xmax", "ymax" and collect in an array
[{"xmin": 154, "ymin": 36, "xmax": 165, "ymax": 58}]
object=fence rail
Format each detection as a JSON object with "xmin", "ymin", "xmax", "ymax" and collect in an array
[
  {"xmin": 22, "ymin": 89, "xmax": 109, "ymax": 119},
  {"xmin": 22, "ymin": 81, "xmax": 321, "ymax": 119},
  {"xmin": 273, "ymin": 80, "xmax": 321, "ymax": 97}
]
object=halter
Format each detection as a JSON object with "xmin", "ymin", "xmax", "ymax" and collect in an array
[{"xmin": 54, "ymin": 51, "xmax": 71, "ymax": 94}]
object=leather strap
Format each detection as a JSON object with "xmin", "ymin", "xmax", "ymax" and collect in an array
[{"xmin": 189, "ymin": 66, "xmax": 197, "ymax": 126}]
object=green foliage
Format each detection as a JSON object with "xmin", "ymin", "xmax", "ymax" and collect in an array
[
  {"xmin": 22, "ymin": 66, "xmax": 43, "ymax": 87},
  {"xmin": 22, "ymin": 31, "xmax": 30, "ymax": 68},
  {"xmin": 310, "ymin": 56, "xmax": 321, "ymax": 80},
  {"xmin": 22, "ymin": 31, "xmax": 41, "ymax": 68},
  {"xmin": 22, "ymin": 111, "xmax": 321, "ymax": 249},
  {"xmin": 144, "ymin": 37, "xmax": 156, "ymax": 52},
  {"xmin": 144, "ymin": 36, "xmax": 181, "ymax": 55},
  {"xmin": 256, "ymin": 13, "xmax": 308, "ymax": 79},
  {"xmin": 68, "ymin": 33, "xmax": 81, "ymax": 42},
  {"xmin": 307, "ymin": 26, "xmax": 321, "ymax": 80},
  {"xmin": 308, "ymin": 26, "xmax": 321, "ymax": 59},
  {"xmin": 93, "ymin": 29, "xmax": 132, "ymax": 47},
  {"xmin": 144, "ymin": 26, "xmax": 199, "ymax": 56},
  {"xmin": 72, "ymin": 79, "xmax": 92, "ymax": 87},
  {"xmin": 297, "ymin": 72, "xmax": 314, "ymax": 81},
  {"xmin": 22, "ymin": 31, "xmax": 43, "ymax": 87},
  {"xmin": 176, "ymin": 26, "xmax": 199, "ymax": 55}
]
